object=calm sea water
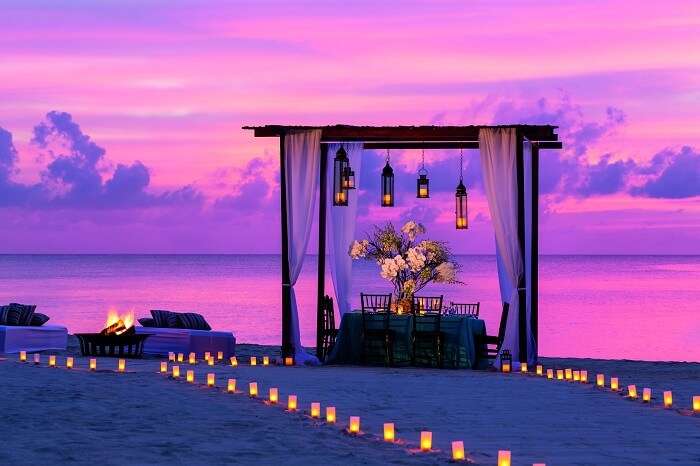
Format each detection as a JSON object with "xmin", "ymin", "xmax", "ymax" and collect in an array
[{"xmin": 1, "ymin": 254, "xmax": 698, "ymax": 362}]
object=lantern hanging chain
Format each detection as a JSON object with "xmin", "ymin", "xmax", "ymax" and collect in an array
[
  {"xmin": 459, "ymin": 148, "xmax": 464, "ymax": 182},
  {"xmin": 386, "ymin": 148, "xmax": 390, "ymax": 164}
]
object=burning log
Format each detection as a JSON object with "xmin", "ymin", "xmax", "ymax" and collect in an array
[{"xmin": 101, "ymin": 319, "xmax": 126, "ymax": 336}]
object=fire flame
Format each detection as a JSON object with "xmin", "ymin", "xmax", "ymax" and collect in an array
[{"xmin": 104, "ymin": 308, "xmax": 134, "ymax": 335}]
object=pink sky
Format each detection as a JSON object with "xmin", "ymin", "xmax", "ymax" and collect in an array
[{"xmin": 0, "ymin": 0, "xmax": 699, "ymax": 254}]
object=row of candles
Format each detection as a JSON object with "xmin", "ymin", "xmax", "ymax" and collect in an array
[
  {"xmin": 501, "ymin": 361, "xmax": 700, "ymax": 412},
  {"xmin": 167, "ymin": 351, "xmax": 294, "ymax": 367},
  {"xmin": 19, "ymin": 351, "xmax": 123, "ymax": 372},
  {"xmin": 160, "ymin": 361, "xmax": 485, "ymax": 462}
]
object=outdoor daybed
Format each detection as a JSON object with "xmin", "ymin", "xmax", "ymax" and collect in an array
[
  {"xmin": 135, "ymin": 310, "xmax": 235, "ymax": 357},
  {"xmin": 0, "ymin": 303, "xmax": 68, "ymax": 353}
]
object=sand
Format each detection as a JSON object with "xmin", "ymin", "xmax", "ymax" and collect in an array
[{"xmin": 1, "ymin": 341, "xmax": 699, "ymax": 466}]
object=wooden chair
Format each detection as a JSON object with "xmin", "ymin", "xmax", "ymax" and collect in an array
[
  {"xmin": 448, "ymin": 301, "xmax": 480, "ymax": 317},
  {"xmin": 319, "ymin": 295, "xmax": 338, "ymax": 362},
  {"xmin": 478, "ymin": 302, "xmax": 510, "ymax": 363},
  {"xmin": 411, "ymin": 295, "xmax": 444, "ymax": 367},
  {"xmin": 360, "ymin": 293, "xmax": 394, "ymax": 366}
]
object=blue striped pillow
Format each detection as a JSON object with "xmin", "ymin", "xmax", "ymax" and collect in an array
[
  {"xmin": 177, "ymin": 312, "xmax": 211, "ymax": 331},
  {"xmin": 150, "ymin": 310, "xmax": 179, "ymax": 328},
  {"xmin": 5, "ymin": 303, "xmax": 36, "ymax": 326}
]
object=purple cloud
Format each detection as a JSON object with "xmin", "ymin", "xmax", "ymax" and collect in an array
[{"xmin": 634, "ymin": 147, "xmax": 700, "ymax": 198}]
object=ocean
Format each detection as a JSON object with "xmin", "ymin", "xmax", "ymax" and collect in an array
[{"xmin": 1, "ymin": 254, "xmax": 698, "ymax": 362}]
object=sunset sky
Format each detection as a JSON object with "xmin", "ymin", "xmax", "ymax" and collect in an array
[{"xmin": 1, "ymin": 0, "xmax": 699, "ymax": 254}]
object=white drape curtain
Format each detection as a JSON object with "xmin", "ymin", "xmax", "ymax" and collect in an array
[
  {"xmin": 284, "ymin": 130, "xmax": 321, "ymax": 365},
  {"xmin": 327, "ymin": 143, "xmax": 363, "ymax": 317},
  {"xmin": 479, "ymin": 128, "xmax": 535, "ymax": 366}
]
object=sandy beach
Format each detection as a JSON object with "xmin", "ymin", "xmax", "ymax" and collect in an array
[{"xmin": 1, "ymin": 340, "xmax": 698, "ymax": 466}]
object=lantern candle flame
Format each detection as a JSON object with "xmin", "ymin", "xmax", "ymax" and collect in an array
[
  {"xmin": 207, "ymin": 373, "xmax": 215, "ymax": 387},
  {"xmin": 227, "ymin": 379, "xmax": 236, "ymax": 393},
  {"xmin": 250, "ymin": 356, "xmax": 257, "ymax": 366},
  {"xmin": 230, "ymin": 356, "xmax": 238, "ymax": 367},
  {"xmin": 269, "ymin": 387, "xmax": 278, "ymax": 404},
  {"xmin": 263, "ymin": 356, "xmax": 269, "ymax": 366},
  {"xmin": 536, "ymin": 364, "xmax": 543, "ymax": 376},
  {"xmin": 287, "ymin": 395, "xmax": 297, "ymax": 411},
  {"xmin": 326, "ymin": 406, "xmax": 336, "ymax": 424},
  {"xmin": 249, "ymin": 382, "xmax": 258, "ymax": 397},
  {"xmin": 348, "ymin": 416, "xmax": 360, "ymax": 434},
  {"xmin": 217, "ymin": 351, "xmax": 223, "ymax": 360},
  {"xmin": 546, "ymin": 369, "xmax": 553, "ymax": 379},
  {"xmin": 160, "ymin": 361, "xmax": 168, "ymax": 373},
  {"xmin": 596, "ymin": 374, "xmax": 605, "ymax": 387},
  {"xmin": 628, "ymin": 385, "xmax": 638, "ymax": 399},
  {"xmin": 581, "ymin": 370, "xmax": 588, "ymax": 383},
  {"xmin": 611, "ymin": 377, "xmax": 619, "ymax": 391},
  {"xmin": 420, "ymin": 431, "xmax": 432, "ymax": 451},
  {"xmin": 310, "ymin": 402, "xmax": 321, "ymax": 418},
  {"xmin": 168, "ymin": 352, "xmax": 175, "ymax": 362},
  {"xmin": 497, "ymin": 450, "xmax": 511, "ymax": 466},
  {"xmin": 451, "ymin": 441, "xmax": 465, "ymax": 461},
  {"xmin": 66, "ymin": 357, "xmax": 74, "ymax": 369},
  {"xmin": 89, "ymin": 358, "xmax": 97, "ymax": 371},
  {"xmin": 19, "ymin": 351, "xmax": 27, "ymax": 362},
  {"xmin": 642, "ymin": 387, "xmax": 651, "ymax": 402},
  {"xmin": 172, "ymin": 365, "xmax": 180, "ymax": 378},
  {"xmin": 565, "ymin": 368, "xmax": 572, "ymax": 380},
  {"xmin": 177, "ymin": 353, "xmax": 184, "ymax": 362},
  {"xmin": 573, "ymin": 370, "xmax": 580, "ymax": 381},
  {"xmin": 118, "ymin": 359, "xmax": 126, "ymax": 373},
  {"xmin": 556, "ymin": 370, "xmax": 564, "ymax": 380},
  {"xmin": 383, "ymin": 423, "xmax": 395, "ymax": 442},
  {"xmin": 663, "ymin": 391, "xmax": 672, "ymax": 408},
  {"xmin": 520, "ymin": 363, "xmax": 528, "ymax": 373},
  {"xmin": 189, "ymin": 353, "xmax": 196, "ymax": 365},
  {"xmin": 186, "ymin": 370, "xmax": 194, "ymax": 383},
  {"xmin": 49, "ymin": 355, "xmax": 56, "ymax": 367},
  {"xmin": 692, "ymin": 396, "xmax": 700, "ymax": 412}
]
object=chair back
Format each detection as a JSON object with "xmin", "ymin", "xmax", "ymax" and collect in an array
[
  {"xmin": 322, "ymin": 295, "xmax": 336, "ymax": 333},
  {"xmin": 449, "ymin": 301, "xmax": 480, "ymax": 317},
  {"xmin": 360, "ymin": 293, "xmax": 392, "ymax": 332},
  {"xmin": 411, "ymin": 296, "xmax": 443, "ymax": 315}
]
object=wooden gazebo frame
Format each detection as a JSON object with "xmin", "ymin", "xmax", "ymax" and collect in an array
[{"xmin": 243, "ymin": 125, "xmax": 562, "ymax": 363}]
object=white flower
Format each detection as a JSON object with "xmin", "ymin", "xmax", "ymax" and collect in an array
[
  {"xmin": 348, "ymin": 239, "xmax": 369, "ymax": 259},
  {"xmin": 406, "ymin": 247, "xmax": 426, "ymax": 272},
  {"xmin": 380, "ymin": 258, "xmax": 399, "ymax": 279},
  {"xmin": 435, "ymin": 262, "xmax": 457, "ymax": 283},
  {"xmin": 401, "ymin": 221, "xmax": 426, "ymax": 241}
]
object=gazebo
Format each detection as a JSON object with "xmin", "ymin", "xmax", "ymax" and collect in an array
[{"xmin": 243, "ymin": 125, "xmax": 562, "ymax": 366}]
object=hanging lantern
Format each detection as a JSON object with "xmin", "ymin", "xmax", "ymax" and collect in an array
[
  {"xmin": 333, "ymin": 145, "xmax": 349, "ymax": 206},
  {"xmin": 416, "ymin": 147, "xmax": 429, "ymax": 198},
  {"xmin": 455, "ymin": 149, "xmax": 468, "ymax": 229},
  {"xmin": 343, "ymin": 166, "xmax": 356, "ymax": 190},
  {"xmin": 500, "ymin": 349, "xmax": 512, "ymax": 373},
  {"xmin": 381, "ymin": 149, "xmax": 394, "ymax": 207}
]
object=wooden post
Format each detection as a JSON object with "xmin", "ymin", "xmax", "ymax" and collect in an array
[
  {"xmin": 279, "ymin": 132, "xmax": 293, "ymax": 359},
  {"xmin": 516, "ymin": 130, "xmax": 527, "ymax": 363},
  {"xmin": 531, "ymin": 144, "xmax": 540, "ymax": 356},
  {"xmin": 316, "ymin": 144, "xmax": 329, "ymax": 359}
]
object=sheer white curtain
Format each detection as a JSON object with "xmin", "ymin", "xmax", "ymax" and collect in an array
[
  {"xmin": 479, "ymin": 128, "xmax": 534, "ymax": 366},
  {"xmin": 327, "ymin": 143, "xmax": 363, "ymax": 316},
  {"xmin": 284, "ymin": 130, "xmax": 321, "ymax": 365}
]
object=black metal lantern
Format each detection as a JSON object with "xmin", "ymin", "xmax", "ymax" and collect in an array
[
  {"xmin": 455, "ymin": 148, "xmax": 468, "ymax": 229},
  {"xmin": 333, "ymin": 145, "xmax": 349, "ymax": 206},
  {"xmin": 381, "ymin": 149, "xmax": 394, "ymax": 207},
  {"xmin": 343, "ymin": 166, "xmax": 356, "ymax": 190},
  {"xmin": 501, "ymin": 349, "xmax": 512, "ymax": 373},
  {"xmin": 416, "ymin": 147, "xmax": 429, "ymax": 198}
]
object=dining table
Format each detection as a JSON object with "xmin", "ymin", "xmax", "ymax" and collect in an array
[{"xmin": 325, "ymin": 311, "xmax": 488, "ymax": 369}]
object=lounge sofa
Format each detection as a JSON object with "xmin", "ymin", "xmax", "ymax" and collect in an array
[
  {"xmin": 0, "ymin": 303, "xmax": 68, "ymax": 353},
  {"xmin": 135, "ymin": 310, "xmax": 235, "ymax": 357}
]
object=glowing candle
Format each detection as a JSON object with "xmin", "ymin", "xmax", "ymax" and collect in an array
[
  {"xmin": 663, "ymin": 391, "xmax": 672, "ymax": 408},
  {"xmin": 89, "ymin": 358, "xmax": 97, "ymax": 371},
  {"xmin": 556, "ymin": 370, "xmax": 564, "ymax": 380},
  {"xmin": 230, "ymin": 356, "xmax": 238, "ymax": 367},
  {"xmin": 642, "ymin": 388, "xmax": 652, "ymax": 402},
  {"xmin": 19, "ymin": 351, "xmax": 27, "ymax": 362},
  {"xmin": 310, "ymin": 402, "xmax": 321, "ymax": 418},
  {"xmin": 326, "ymin": 406, "xmax": 336, "ymax": 424},
  {"xmin": 610, "ymin": 377, "xmax": 619, "ymax": 391},
  {"xmin": 573, "ymin": 370, "xmax": 580, "ymax": 382},
  {"xmin": 189, "ymin": 353, "xmax": 196, "ymax": 364},
  {"xmin": 217, "ymin": 351, "xmax": 223, "ymax": 361},
  {"xmin": 204, "ymin": 352, "xmax": 211, "ymax": 360},
  {"xmin": 250, "ymin": 356, "xmax": 257, "ymax": 366},
  {"xmin": 263, "ymin": 356, "xmax": 270, "ymax": 366},
  {"xmin": 168, "ymin": 352, "xmax": 175, "ymax": 361},
  {"xmin": 66, "ymin": 357, "xmax": 74, "ymax": 369},
  {"xmin": 269, "ymin": 387, "xmax": 279, "ymax": 404},
  {"xmin": 186, "ymin": 370, "xmax": 194, "ymax": 383},
  {"xmin": 692, "ymin": 396, "xmax": 700, "ymax": 412},
  {"xmin": 160, "ymin": 362, "xmax": 168, "ymax": 373},
  {"xmin": 249, "ymin": 382, "xmax": 258, "ymax": 397},
  {"xmin": 383, "ymin": 194, "xmax": 392, "ymax": 205},
  {"xmin": 383, "ymin": 423, "xmax": 395, "ymax": 442},
  {"xmin": 520, "ymin": 363, "xmax": 528, "ymax": 373},
  {"xmin": 49, "ymin": 355, "xmax": 56, "ymax": 367},
  {"xmin": 118, "ymin": 359, "xmax": 126, "ymax": 372},
  {"xmin": 420, "ymin": 431, "xmax": 432, "ymax": 451},
  {"xmin": 207, "ymin": 357, "xmax": 214, "ymax": 366},
  {"xmin": 497, "ymin": 450, "xmax": 511, "ymax": 466},
  {"xmin": 546, "ymin": 369, "xmax": 553, "ymax": 379},
  {"xmin": 536, "ymin": 364, "xmax": 543, "ymax": 376},
  {"xmin": 227, "ymin": 379, "xmax": 236, "ymax": 393},
  {"xmin": 451, "ymin": 441, "xmax": 465, "ymax": 461},
  {"xmin": 565, "ymin": 368, "xmax": 572, "ymax": 380},
  {"xmin": 177, "ymin": 353, "xmax": 184, "ymax": 362},
  {"xmin": 287, "ymin": 395, "xmax": 297, "ymax": 411},
  {"xmin": 596, "ymin": 374, "xmax": 605, "ymax": 387},
  {"xmin": 501, "ymin": 361, "xmax": 511, "ymax": 373},
  {"xmin": 172, "ymin": 365, "xmax": 180, "ymax": 378},
  {"xmin": 628, "ymin": 385, "xmax": 637, "ymax": 399},
  {"xmin": 207, "ymin": 373, "xmax": 215, "ymax": 387},
  {"xmin": 284, "ymin": 357, "xmax": 294, "ymax": 366},
  {"xmin": 33, "ymin": 353, "xmax": 40, "ymax": 364},
  {"xmin": 581, "ymin": 370, "xmax": 588, "ymax": 383},
  {"xmin": 348, "ymin": 416, "xmax": 360, "ymax": 434}
]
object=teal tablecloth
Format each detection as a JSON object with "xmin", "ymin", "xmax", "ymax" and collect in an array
[{"xmin": 325, "ymin": 312, "xmax": 487, "ymax": 369}]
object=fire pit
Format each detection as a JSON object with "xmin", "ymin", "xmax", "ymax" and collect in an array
[{"xmin": 76, "ymin": 309, "xmax": 151, "ymax": 358}]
